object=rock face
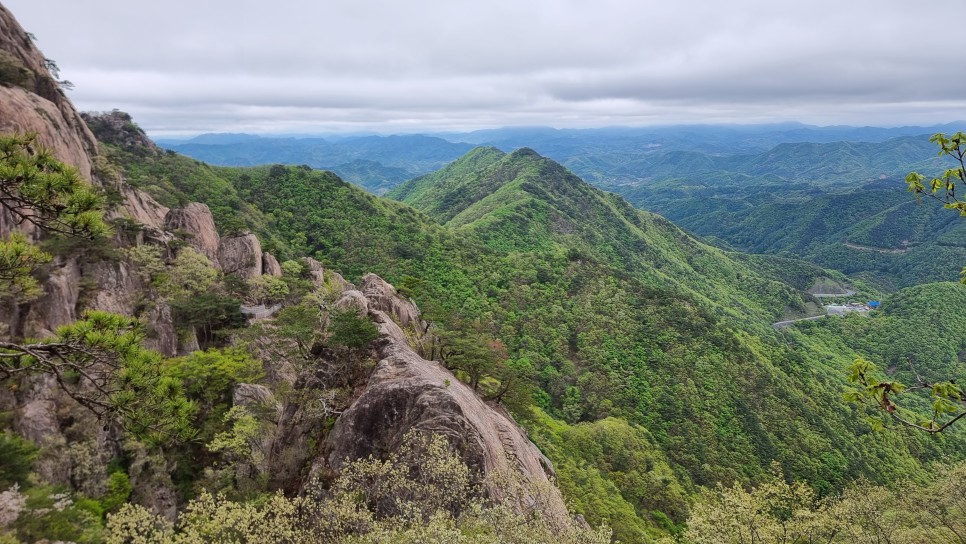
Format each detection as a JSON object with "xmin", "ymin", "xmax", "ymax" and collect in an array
[
  {"xmin": 0, "ymin": 5, "xmax": 181, "ymax": 342},
  {"xmin": 113, "ymin": 185, "xmax": 170, "ymax": 232},
  {"xmin": 164, "ymin": 203, "xmax": 221, "ymax": 264},
  {"xmin": 127, "ymin": 445, "xmax": 179, "ymax": 520},
  {"xmin": 359, "ymin": 273, "xmax": 420, "ymax": 328},
  {"xmin": 82, "ymin": 260, "xmax": 139, "ymax": 316},
  {"xmin": 20, "ymin": 258, "xmax": 81, "ymax": 336},
  {"xmin": 324, "ymin": 274, "xmax": 569, "ymax": 525},
  {"xmin": 0, "ymin": 5, "xmax": 99, "ymax": 243},
  {"xmin": 218, "ymin": 233, "xmax": 262, "ymax": 279},
  {"xmin": 144, "ymin": 305, "xmax": 178, "ymax": 357},
  {"xmin": 262, "ymin": 252, "xmax": 283, "ymax": 277},
  {"xmin": 233, "ymin": 383, "xmax": 282, "ymax": 421},
  {"xmin": 333, "ymin": 290, "xmax": 369, "ymax": 316},
  {"xmin": 0, "ymin": 6, "xmax": 98, "ymax": 184},
  {"xmin": 17, "ymin": 397, "xmax": 59, "ymax": 444}
]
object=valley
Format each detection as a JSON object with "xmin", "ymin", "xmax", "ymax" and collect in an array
[
  {"xmin": 165, "ymin": 127, "xmax": 966, "ymax": 291},
  {"xmin": 1, "ymin": 2, "xmax": 966, "ymax": 543}
]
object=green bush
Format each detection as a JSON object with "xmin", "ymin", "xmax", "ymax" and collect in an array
[
  {"xmin": 0, "ymin": 431, "xmax": 37, "ymax": 488},
  {"xmin": 163, "ymin": 348, "xmax": 263, "ymax": 406}
]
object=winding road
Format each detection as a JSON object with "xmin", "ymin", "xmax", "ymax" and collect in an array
[{"xmin": 772, "ymin": 315, "xmax": 827, "ymax": 330}]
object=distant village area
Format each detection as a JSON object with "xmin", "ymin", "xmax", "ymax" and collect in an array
[
  {"xmin": 825, "ymin": 300, "xmax": 880, "ymax": 316},
  {"xmin": 773, "ymin": 295, "xmax": 881, "ymax": 330}
]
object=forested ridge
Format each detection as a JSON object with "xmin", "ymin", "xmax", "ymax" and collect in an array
[
  {"xmin": 166, "ymin": 125, "xmax": 966, "ymax": 291},
  {"xmin": 94, "ymin": 127, "xmax": 966, "ymax": 541},
  {"xmin": 4, "ymin": 0, "xmax": 966, "ymax": 539}
]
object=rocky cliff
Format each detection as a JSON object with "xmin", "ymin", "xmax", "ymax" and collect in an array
[
  {"xmin": 164, "ymin": 202, "xmax": 221, "ymax": 264},
  {"xmin": 0, "ymin": 3, "xmax": 573, "ymax": 530},
  {"xmin": 0, "ymin": 3, "xmax": 174, "ymax": 339},
  {"xmin": 322, "ymin": 275, "xmax": 571, "ymax": 525},
  {"xmin": 0, "ymin": 5, "xmax": 97, "ymax": 186}
]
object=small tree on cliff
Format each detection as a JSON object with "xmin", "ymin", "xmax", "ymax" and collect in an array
[
  {"xmin": 327, "ymin": 309, "xmax": 379, "ymax": 363},
  {"xmin": 0, "ymin": 133, "xmax": 108, "ymax": 300}
]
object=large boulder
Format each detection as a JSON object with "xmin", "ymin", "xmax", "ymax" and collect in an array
[
  {"xmin": 333, "ymin": 290, "xmax": 369, "ymax": 316},
  {"xmin": 262, "ymin": 252, "xmax": 282, "ymax": 277},
  {"xmin": 218, "ymin": 233, "xmax": 262, "ymax": 279},
  {"xmin": 324, "ymin": 274, "xmax": 569, "ymax": 526},
  {"xmin": 164, "ymin": 203, "xmax": 221, "ymax": 264},
  {"xmin": 302, "ymin": 257, "xmax": 326, "ymax": 287},
  {"xmin": 301, "ymin": 257, "xmax": 354, "ymax": 292}
]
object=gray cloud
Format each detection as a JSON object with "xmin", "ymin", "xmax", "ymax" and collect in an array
[{"xmin": 6, "ymin": 0, "xmax": 965, "ymax": 135}]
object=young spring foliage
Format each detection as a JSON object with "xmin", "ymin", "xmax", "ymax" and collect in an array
[
  {"xmin": 905, "ymin": 132, "xmax": 966, "ymax": 215},
  {"xmin": 105, "ymin": 432, "xmax": 610, "ymax": 544}
]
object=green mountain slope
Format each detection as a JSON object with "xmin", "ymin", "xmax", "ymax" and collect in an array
[
  {"xmin": 102, "ymin": 135, "xmax": 966, "ymax": 541},
  {"xmin": 625, "ymin": 178, "xmax": 966, "ymax": 290},
  {"xmin": 160, "ymin": 134, "xmax": 475, "ymax": 194},
  {"xmin": 596, "ymin": 132, "xmax": 966, "ymax": 290},
  {"xmin": 392, "ymin": 146, "xmax": 809, "ymax": 327}
]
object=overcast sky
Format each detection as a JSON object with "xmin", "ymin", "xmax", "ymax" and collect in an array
[{"xmin": 5, "ymin": 0, "xmax": 965, "ymax": 136}]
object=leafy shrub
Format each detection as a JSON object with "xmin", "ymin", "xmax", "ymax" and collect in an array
[
  {"xmin": 106, "ymin": 432, "xmax": 610, "ymax": 543},
  {"xmin": 163, "ymin": 348, "xmax": 263, "ymax": 407},
  {"xmin": 0, "ymin": 432, "xmax": 37, "ymax": 489},
  {"xmin": 328, "ymin": 309, "xmax": 379, "ymax": 353}
]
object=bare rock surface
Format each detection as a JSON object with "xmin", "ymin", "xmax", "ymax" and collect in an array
[
  {"xmin": 21, "ymin": 258, "xmax": 80, "ymax": 337},
  {"xmin": 370, "ymin": 309, "xmax": 408, "ymax": 345},
  {"xmin": 165, "ymin": 203, "xmax": 221, "ymax": 264},
  {"xmin": 359, "ymin": 273, "xmax": 420, "ymax": 328},
  {"xmin": 112, "ymin": 185, "xmax": 169, "ymax": 231},
  {"xmin": 17, "ymin": 398, "xmax": 59, "ymax": 444},
  {"xmin": 144, "ymin": 305, "xmax": 178, "ymax": 357},
  {"xmin": 333, "ymin": 290, "xmax": 369, "ymax": 316},
  {"xmin": 83, "ymin": 260, "xmax": 137, "ymax": 316},
  {"xmin": 218, "ymin": 233, "xmax": 262, "ymax": 279},
  {"xmin": 0, "ymin": 6, "xmax": 99, "ymax": 183},
  {"xmin": 327, "ymin": 269, "xmax": 354, "ymax": 291},
  {"xmin": 262, "ymin": 252, "xmax": 283, "ymax": 277},
  {"xmin": 325, "ymin": 274, "xmax": 569, "ymax": 525}
]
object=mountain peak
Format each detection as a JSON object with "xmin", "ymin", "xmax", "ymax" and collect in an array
[
  {"xmin": 82, "ymin": 110, "xmax": 158, "ymax": 152},
  {"xmin": 510, "ymin": 146, "xmax": 541, "ymax": 158},
  {"xmin": 389, "ymin": 145, "xmax": 591, "ymax": 228}
]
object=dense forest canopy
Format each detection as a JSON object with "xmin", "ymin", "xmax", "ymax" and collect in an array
[
  {"xmin": 2, "ymin": 3, "xmax": 966, "ymax": 538},
  {"xmin": 82, "ymin": 124, "xmax": 966, "ymax": 541}
]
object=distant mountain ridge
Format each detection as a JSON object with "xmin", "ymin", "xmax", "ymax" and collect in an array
[
  {"xmin": 158, "ymin": 121, "xmax": 964, "ymax": 290},
  {"xmin": 159, "ymin": 133, "xmax": 474, "ymax": 194},
  {"xmin": 595, "ymin": 135, "xmax": 965, "ymax": 290},
  {"xmin": 99, "ymin": 130, "xmax": 966, "ymax": 541},
  {"xmin": 157, "ymin": 123, "xmax": 961, "ymax": 196}
]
